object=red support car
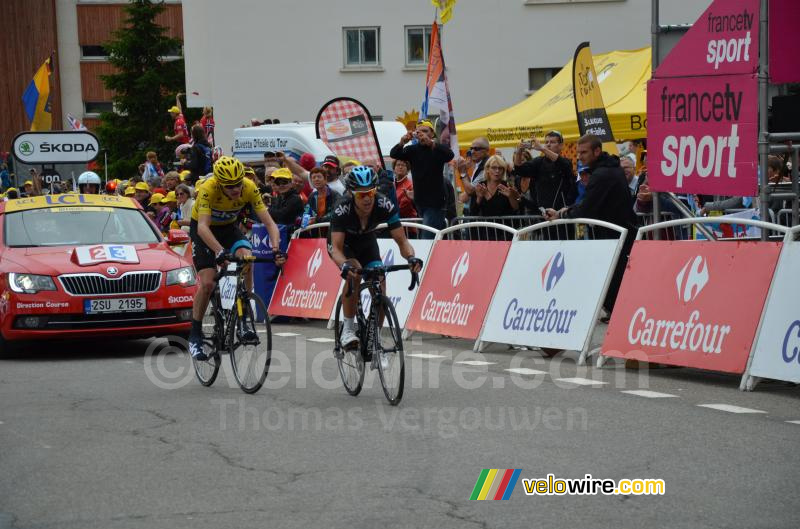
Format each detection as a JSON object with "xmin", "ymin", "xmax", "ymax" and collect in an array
[{"xmin": 0, "ymin": 194, "xmax": 197, "ymax": 351}]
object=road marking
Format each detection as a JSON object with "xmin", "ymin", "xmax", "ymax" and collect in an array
[
  {"xmin": 505, "ymin": 368, "xmax": 547, "ymax": 375},
  {"xmin": 124, "ymin": 360, "xmax": 135, "ymax": 364},
  {"xmin": 786, "ymin": 420, "xmax": 800, "ymax": 425},
  {"xmin": 307, "ymin": 337, "xmax": 336, "ymax": 343},
  {"xmin": 697, "ymin": 404, "xmax": 767, "ymax": 414},
  {"xmin": 275, "ymin": 332, "xmax": 301, "ymax": 337},
  {"xmin": 556, "ymin": 377, "xmax": 608, "ymax": 386},
  {"xmin": 457, "ymin": 360, "xmax": 496, "ymax": 366},
  {"xmin": 408, "ymin": 353, "xmax": 447, "ymax": 359},
  {"xmin": 621, "ymin": 390, "xmax": 678, "ymax": 398}
]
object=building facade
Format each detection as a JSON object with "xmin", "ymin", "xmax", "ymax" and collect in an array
[
  {"xmin": 0, "ymin": 0, "xmax": 183, "ymax": 157},
  {"xmin": 181, "ymin": 0, "xmax": 704, "ymax": 154}
]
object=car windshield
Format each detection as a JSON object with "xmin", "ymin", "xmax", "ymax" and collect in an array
[{"xmin": 4, "ymin": 206, "xmax": 161, "ymax": 247}]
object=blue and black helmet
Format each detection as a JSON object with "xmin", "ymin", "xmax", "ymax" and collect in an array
[{"xmin": 346, "ymin": 165, "xmax": 378, "ymax": 190}]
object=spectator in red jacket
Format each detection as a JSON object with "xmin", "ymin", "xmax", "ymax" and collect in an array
[{"xmin": 393, "ymin": 159, "xmax": 417, "ymax": 219}]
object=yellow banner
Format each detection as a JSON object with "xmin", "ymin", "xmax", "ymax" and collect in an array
[
  {"xmin": 572, "ymin": 42, "xmax": 617, "ymax": 153},
  {"xmin": 5, "ymin": 194, "xmax": 139, "ymax": 213}
]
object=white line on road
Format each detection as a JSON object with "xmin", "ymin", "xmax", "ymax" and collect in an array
[
  {"xmin": 457, "ymin": 360, "xmax": 497, "ymax": 366},
  {"xmin": 621, "ymin": 390, "xmax": 679, "ymax": 398},
  {"xmin": 785, "ymin": 420, "xmax": 800, "ymax": 425},
  {"xmin": 307, "ymin": 337, "xmax": 336, "ymax": 343},
  {"xmin": 505, "ymin": 368, "xmax": 547, "ymax": 375},
  {"xmin": 275, "ymin": 332, "xmax": 301, "ymax": 337},
  {"xmin": 556, "ymin": 377, "xmax": 608, "ymax": 386},
  {"xmin": 408, "ymin": 353, "xmax": 448, "ymax": 359},
  {"xmin": 697, "ymin": 404, "xmax": 767, "ymax": 414}
]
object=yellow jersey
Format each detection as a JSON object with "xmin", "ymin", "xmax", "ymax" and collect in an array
[{"xmin": 191, "ymin": 177, "xmax": 267, "ymax": 226}]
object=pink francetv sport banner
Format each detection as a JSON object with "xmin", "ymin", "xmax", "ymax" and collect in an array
[
  {"xmin": 655, "ymin": 0, "xmax": 759, "ymax": 78},
  {"xmin": 646, "ymin": 74, "xmax": 758, "ymax": 196}
]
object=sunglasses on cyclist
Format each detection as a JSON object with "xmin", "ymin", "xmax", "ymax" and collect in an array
[{"xmin": 353, "ymin": 188, "xmax": 377, "ymax": 199}]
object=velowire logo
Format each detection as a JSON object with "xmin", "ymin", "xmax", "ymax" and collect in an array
[
  {"xmin": 450, "ymin": 252, "xmax": 470, "ymax": 288},
  {"xmin": 676, "ymin": 255, "xmax": 709, "ymax": 303},
  {"xmin": 307, "ymin": 248, "xmax": 323, "ymax": 278}
]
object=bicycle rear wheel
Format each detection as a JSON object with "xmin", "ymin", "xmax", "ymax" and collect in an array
[
  {"xmin": 334, "ymin": 293, "xmax": 365, "ymax": 396},
  {"xmin": 228, "ymin": 292, "xmax": 272, "ymax": 394},
  {"xmin": 375, "ymin": 296, "xmax": 405, "ymax": 405},
  {"xmin": 193, "ymin": 296, "xmax": 221, "ymax": 386}
]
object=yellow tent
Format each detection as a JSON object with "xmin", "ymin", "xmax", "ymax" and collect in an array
[{"xmin": 458, "ymin": 47, "xmax": 650, "ymax": 148}]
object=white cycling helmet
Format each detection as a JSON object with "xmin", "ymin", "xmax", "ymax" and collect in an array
[{"xmin": 77, "ymin": 171, "xmax": 101, "ymax": 186}]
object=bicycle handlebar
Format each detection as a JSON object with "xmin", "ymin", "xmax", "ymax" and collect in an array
[{"xmin": 343, "ymin": 264, "xmax": 420, "ymax": 297}]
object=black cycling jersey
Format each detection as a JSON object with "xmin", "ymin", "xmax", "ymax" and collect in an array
[
  {"xmin": 327, "ymin": 192, "xmax": 402, "ymax": 267},
  {"xmin": 329, "ymin": 192, "xmax": 401, "ymax": 237}
]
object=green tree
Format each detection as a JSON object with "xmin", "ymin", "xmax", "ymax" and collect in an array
[{"xmin": 96, "ymin": 0, "xmax": 194, "ymax": 179}]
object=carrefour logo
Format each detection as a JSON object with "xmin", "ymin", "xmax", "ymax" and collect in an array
[
  {"xmin": 383, "ymin": 248, "xmax": 395, "ymax": 268},
  {"xmin": 676, "ymin": 255, "xmax": 709, "ymax": 303},
  {"xmin": 451, "ymin": 252, "xmax": 470, "ymax": 288},
  {"xmin": 783, "ymin": 320, "xmax": 800, "ymax": 364},
  {"xmin": 307, "ymin": 248, "xmax": 323, "ymax": 278},
  {"xmin": 541, "ymin": 252, "xmax": 565, "ymax": 292}
]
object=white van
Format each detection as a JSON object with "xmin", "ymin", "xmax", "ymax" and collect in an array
[{"xmin": 231, "ymin": 121, "xmax": 408, "ymax": 166}]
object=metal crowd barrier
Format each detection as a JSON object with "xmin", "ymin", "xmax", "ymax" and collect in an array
[
  {"xmin": 635, "ymin": 217, "xmax": 788, "ymax": 243},
  {"xmin": 449, "ymin": 215, "xmax": 544, "ymax": 241}
]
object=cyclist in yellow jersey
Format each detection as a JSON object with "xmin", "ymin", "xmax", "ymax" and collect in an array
[{"xmin": 188, "ymin": 156, "xmax": 284, "ymax": 360}]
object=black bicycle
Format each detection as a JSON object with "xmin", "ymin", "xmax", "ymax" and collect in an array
[
  {"xmin": 333, "ymin": 264, "xmax": 419, "ymax": 405},
  {"xmin": 192, "ymin": 254, "xmax": 278, "ymax": 394}
]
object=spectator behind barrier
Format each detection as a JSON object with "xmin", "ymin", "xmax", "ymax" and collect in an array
[
  {"xmin": 307, "ymin": 167, "xmax": 341, "ymax": 224},
  {"xmin": 175, "ymin": 183, "xmax": 193, "ymax": 232},
  {"xmin": 456, "ymin": 136, "xmax": 491, "ymax": 215},
  {"xmin": 472, "ymin": 155, "xmax": 520, "ymax": 232},
  {"xmin": 390, "ymin": 120, "xmax": 454, "ymax": 238},
  {"xmin": 393, "ymin": 159, "xmax": 418, "ymax": 219},
  {"xmin": 269, "ymin": 168, "xmax": 304, "ymax": 226}
]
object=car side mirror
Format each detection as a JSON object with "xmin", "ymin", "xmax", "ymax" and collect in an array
[{"xmin": 166, "ymin": 229, "xmax": 189, "ymax": 245}]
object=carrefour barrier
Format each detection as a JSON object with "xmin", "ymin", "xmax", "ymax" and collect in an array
[
  {"xmin": 405, "ymin": 222, "xmax": 515, "ymax": 340},
  {"xmin": 601, "ymin": 218, "xmax": 788, "ymax": 379},
  {"xmin": 478, "ymin": 219, "xmax": 627, "ymax": 364},
  {"xmin": 267, "ymin": 224, "xmax": 341, "ymax": 319},
  {"xmin": 742, "ymin": 225, "xmax": 800, "ymax": 390}
]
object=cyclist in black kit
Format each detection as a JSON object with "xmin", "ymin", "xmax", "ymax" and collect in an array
[{"xmin": 327, "ymin": 166, "xmax": 422, "ymax": 349}]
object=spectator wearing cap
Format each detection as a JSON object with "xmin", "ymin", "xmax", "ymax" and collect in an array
[
  {"xmin": 23, "ymin": 180, "xmax": 35, "ymax": 197},
  {"xmin": 457, "ymin": 137, "xmax": 491, "ymax": 215},
  {"xmin": 164, "ymin": 93, "xmax": 190, "ymax": 144},
  {"xmin": 322, "ymin": 155, "xmax": 346, "ymax": 194},
  {"xmin": 147, "ymin": 192, "xmax": 165, "ymax": 220},
  {"xmin": 393, "ymin": 159, "xmax": 417, "ymax": 219},
  {"xmin": 156, "ymin": 191, "xmax": 177, "ymax": 233},
  {"xmin": 545, "ymin": 134, "xmax": 636, "ymax": 314},
  {"xmin": 5, "ymin": 187, "xmax": 19, "ymax": 200},
  {"xmin": 341, "ymin": 160, "xmax": 359, "ymax": 177},
  {"xmin": 268, "ymin": 167, "xmax": 304, "ymax": 226},
  {"xmin": 124, "ymin": 186, "xmax": 136, "ymax": 197},
  {"xmin": 390, "ymin": 120, "xmax": 455, "ymax": 237},
  {"xmin": 575, "ymin": 162, "xmax": 590, "ymax": 204},
  {"xmin": 307, "ymin": 167, "xmax": 341, "ymax": 224},
  {"xmin": 513, "ymin": 131, "xmax": 576, "ymax": 216},
  {"xmin": 134, "ymin": 181, "xmax": 151, "ymax": 209}
]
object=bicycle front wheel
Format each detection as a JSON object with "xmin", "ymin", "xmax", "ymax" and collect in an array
[
  {"xmin": 334, "ymin": 293, "xmax": 365, "ymax": 396},
  {"xmin": 228, "ymin": 292, "xmax": 272, "ymax": 394},
  {"xmin": 193, "ymin": 296, "xmax": 222, "ymax": 386},
  {"xmin": 375, "ymin": 296, "xmax": 405, "ymax": 405}
]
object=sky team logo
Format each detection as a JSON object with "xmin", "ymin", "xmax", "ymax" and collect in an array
[
  {"xmin": 451, "ymin": 252, "xmax": 470, "ymax": 288},
  {"xmin": 676, "ymin": 255, "xmax": 709, "ymax": 303},
  {"xmin": 307, "ymin": 248, "xmax": 323, "ymax": 278},
  {"xmin": 541, "ymin": 252, "xmax": 565, "ymax": 292}
]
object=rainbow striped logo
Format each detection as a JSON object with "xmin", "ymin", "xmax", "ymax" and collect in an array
[{"xmin": 470, "ymin": 469, "xmax": 522, "ymax": 500}]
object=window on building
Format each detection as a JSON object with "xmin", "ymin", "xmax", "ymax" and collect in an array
[
  {"xmin": 84, "ymin": 101, "xmax": 114, "ymax": 116},
  {"xmin": 528, "ymin": 67, "xmax": 561, "ymax": 92},
  {"xmin": 343, "ymin": 27, "xmax": 380, "ymax": 67},
  {"xmin": 405, "ymin": 25, "xmax": 435, "ymax": 66},
  {"xmin": 81, "ymin": 45, "xmax": 109, "ymax": 59}
]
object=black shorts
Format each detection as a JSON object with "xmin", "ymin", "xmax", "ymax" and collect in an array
[
  {"xmin": 327, "ymin": 233, "xmax": 382, "ymax": 268},
  {"xmin": 190, "ymin": 220, "xmax": 249, "ymax": 271}
]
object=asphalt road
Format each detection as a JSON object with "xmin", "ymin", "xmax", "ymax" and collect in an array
[{"xmin": 1, "ymin": 321, "xmax": 798, "ymax": 529}]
